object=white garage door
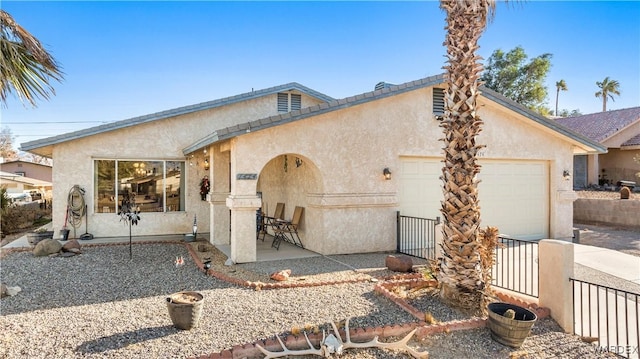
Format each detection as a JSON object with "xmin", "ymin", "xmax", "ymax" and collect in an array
[{"xmin": 399, "ymin": 158, "xmax": 549, "ymax": 239}]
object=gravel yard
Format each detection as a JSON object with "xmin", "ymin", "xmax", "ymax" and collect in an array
[{"xmin": 0, "ymin": 243, "xmax": 617, "ymax": 358}]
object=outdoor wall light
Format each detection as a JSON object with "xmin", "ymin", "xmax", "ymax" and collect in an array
[
  {"xmin": 563, "ymin": 170, "xmax": 571, "ymax": 181},
  {"xmin": 204, "ymin": 158, "xmax": 209, "ymax": 171},
  {"xmin": 383, "ymin": 167, "xmax": 392, "ymax": 180}
]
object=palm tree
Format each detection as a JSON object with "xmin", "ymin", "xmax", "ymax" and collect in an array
[
  {"xmin": 555, "ymin": 79, "xmax": 567, "ymax": 116},
  {"xmin": 595, "ymin": 77, "xmax": 620, "ymax": 112},
  {"xmin": 0, "ymin": 10, "xmax": 63, "ymax": 107},
  {"xmin": 438, "ymin": 0, "xmax": 496, "ymax": 314}
]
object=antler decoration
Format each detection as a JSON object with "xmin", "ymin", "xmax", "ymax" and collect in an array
[
  {"xmin": 256, "ymin": 330, "xmax": 325, "ymax": 358},
  {"xmin": 255, "ymin": 317, "xmax": 428, "ymax": 358}
]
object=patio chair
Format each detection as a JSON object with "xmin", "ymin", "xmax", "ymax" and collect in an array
[
  {"xmin": 272, "ymin": 206, "xmax": 304, "ymax": 250},
  {"xmin": 258, "ymin": 202, "xmax": 285, "ymax": 241}
]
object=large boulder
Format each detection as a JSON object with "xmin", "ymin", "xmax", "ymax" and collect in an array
[
  {"xmin": 33, "ymin": 239, "xmax": 63, "ymax": 257},
  {"xmin": 385, "ymin": 254, "xmax": 413, "ymax": 273},
  {"xmin": 62, "ymin": 239, "xmax": 81, "ymax": 253}
]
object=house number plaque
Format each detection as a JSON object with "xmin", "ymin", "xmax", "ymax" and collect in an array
[{"xmin": 236, "ymin": 173, "xmax": 257, "ymax": 180}]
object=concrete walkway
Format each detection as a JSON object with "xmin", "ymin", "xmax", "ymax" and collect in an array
[{"xmin": 573, "ymin": 223, "xmax": 640, "ymax": 285}]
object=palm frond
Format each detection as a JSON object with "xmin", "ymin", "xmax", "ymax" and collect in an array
[{"xmin": 0, "ymin": 10, "xmax": 63, "ymax": 107}]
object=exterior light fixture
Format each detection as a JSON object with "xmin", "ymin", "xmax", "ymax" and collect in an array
[
  {"xmin": 563, "ymin": 170, "xmax": 571, "ymax": 181},
  {"xmin": 383, "ymin": 167, "xmax": 392, "ymax": 180},
  {"xmin": 204, "ymin": 158, "xmax": 209, "ymax": 171}
]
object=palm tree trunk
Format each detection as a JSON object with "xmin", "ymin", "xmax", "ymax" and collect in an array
[
  {"xmin": 555, "ymin": 87, "xmax": 560, "ymax": 116},
  {"xmin": 438, "ymin": 0, "xmax": 493, "ymax": 315}
]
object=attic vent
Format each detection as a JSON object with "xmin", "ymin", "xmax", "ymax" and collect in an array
[
  {"xmin": 277, "ymin": 92, "xmax": 302, "ymax": 113},
  {"xmin": 277, "ymin": 93, "xmax": 289, "ymax": 112},
  {"xmin": 433, "ymin": 88, "xmax": 445, "ymax": 116},
  {"xmin": 291, "ymin": 94, "xmax": 301, "ymax": 111},
  {"xmin": 374, "ymin": 82, "xmax": 396, "ymax": 91}
]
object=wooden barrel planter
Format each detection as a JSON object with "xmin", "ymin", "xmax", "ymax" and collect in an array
[
  {"xmin": 487, "ymin": 302, "xmax": 537, "ymax": 348},
  {"xmin": 166, "ymin": 291, "xmax": 204, "ymax": 330}
]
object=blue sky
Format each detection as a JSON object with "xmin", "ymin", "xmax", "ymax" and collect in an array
[{"xmin": 2, "ymin": 1, "xmax": 639, "ymax": 147}]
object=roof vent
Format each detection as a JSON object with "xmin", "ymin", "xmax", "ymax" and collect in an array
[
  {"xmin": 374, "ymin": 82, "xmax": 396, "ymax": 91},
  {"xmin": 433, "ymin": 88, "xmax": 445, "ymax": 116}
]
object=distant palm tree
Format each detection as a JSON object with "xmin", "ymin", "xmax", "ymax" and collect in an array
[
  {"xmin": 0, "ymin": 10, "xmax": 63, "ymax": 107},
  {"xmin": 595, "ymin": 77, "xmax": 620, "ymax": 112},
  {"xmin": 555, "ymin": 80, "xmax": 567, "ymax": 116}
]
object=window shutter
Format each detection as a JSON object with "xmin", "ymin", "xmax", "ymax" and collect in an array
[
  {"xmin": 290, "ymin": 94, "xmax": 301, "ymax": 111},
  {"xmin": 433, "ymin": 88, "xmax": 445, "ymax": 116},
  {"xmin": 277, "ymin": 93, "xmax": 288, "ymax": 112}
]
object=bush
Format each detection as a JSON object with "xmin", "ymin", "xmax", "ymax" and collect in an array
[{"xmin": 0, "ymin": 204, "xmax": 51, "ymax": 235}]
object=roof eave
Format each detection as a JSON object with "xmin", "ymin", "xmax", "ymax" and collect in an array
[
  {"xmin": 20, "ymin": 82, "xmax": 335, "ymax": 154},
  {"xmin": 479, "ymin": 87, "xmax": 607, "ymax": 154}
]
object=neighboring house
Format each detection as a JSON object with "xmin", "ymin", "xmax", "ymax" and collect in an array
[
  {"xmin": 0, "ymin": 160, "xmax": 52, "ymax": 182},
  {"xmin": 21, "ymin": 74, "xmax": 604, "ymax": 263},
  {"xmin": 555, "ymin": 107, "xmax": 640, "ymax": 189},
  {"xmin": 0, "ymin": 170, "xmax": 52, "ymax": 200}
]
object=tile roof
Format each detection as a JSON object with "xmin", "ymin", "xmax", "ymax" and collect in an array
[
  {"xmin": 184, "ymin": 74, "xmax": 606, "ymax": 155},
  {"xmin": 554, "ymin": 107, "xmax": 640, "ymax": 143},
  {"xmin": 622, "ymin": 133, "xmax": 640, "ymax": 147},
  {"xmin": 19, "ymin": 83, "xmax": 334, "ymax": 153}
]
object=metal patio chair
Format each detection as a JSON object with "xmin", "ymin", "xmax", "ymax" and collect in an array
[
  {"xmin": 272, "ymin": 206, "xmax": 304, "ymax": 250},
  {"xmin": 258, "ymin": 202, "xmax": 285, "ymax": 241}
]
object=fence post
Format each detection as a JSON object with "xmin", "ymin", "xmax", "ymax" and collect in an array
[
  {"xmin": 396, "ymin": 211, "xmax": 400, "ymax": 253},
  {"xmin": 539, "ymin": 239, "xmax": 574, "ymax": 333}
]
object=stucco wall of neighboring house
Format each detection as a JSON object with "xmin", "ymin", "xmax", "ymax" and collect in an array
[
  {"xmin": 224, "ymin": 87, "xmax": 577, "ymax": 258},
  {"xmin": 0, "ymin": 161, "xmax": 52, "ymax": 182},
  {"xmin": 49, "ymin": 92, "xmax": 324, "ymax": 239},
  {"xmin": 599, "ymin": 149, "xmax": 640, "ymax": 184}
]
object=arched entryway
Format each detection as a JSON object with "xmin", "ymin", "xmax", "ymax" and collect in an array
[{"xmin": 256, "ymin": 153, "xmax": 323, "ymax": 252}]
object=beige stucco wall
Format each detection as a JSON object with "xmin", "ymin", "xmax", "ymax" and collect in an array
[
  {"xmin": 48, "ymin": 92, "xmax": 324, "ymax": 239},
  {"xmin": 599, "ymin": 149, "xmax": 640, "ymax": 184},
  {"xmin": 224, "ymin": 87, "xmax": 579, "ymax": 261}
]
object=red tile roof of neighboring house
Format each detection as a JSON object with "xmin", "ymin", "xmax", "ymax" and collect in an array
[
  {"xmin": 622, "ymin": 133, "xmax": 640, "ymax": 147},
  {"xmin": 555, "ymin": 107, "xmax": 640, "ymax": 143}
]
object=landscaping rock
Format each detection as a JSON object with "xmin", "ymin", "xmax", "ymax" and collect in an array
[
  {"xmin": 0, "ymin": 283, "xmax": 7, "ymax": 298},
  {"xmin": 62, "ymin": 239, "xmax": 81, "ymax": 252},
  {"xmin": 33, "ymin": 239, "xmax": 63, "ymax": 257},
  {"xmin": 270, "ymin": 269, "xmax": 292, "ymax": 281},
  {"xmin": 385, "ymin": 254, "xmax": 413, "ymax": 272}
]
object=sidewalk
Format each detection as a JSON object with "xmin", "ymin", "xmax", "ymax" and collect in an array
[{"xmin": 573, "ymin": 223, "xmax": 640, "ymax": 285}]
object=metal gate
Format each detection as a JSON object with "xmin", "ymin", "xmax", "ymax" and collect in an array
[{"xmin": 396, "ymin": 211, "xmax": 440, "ymax": 260}]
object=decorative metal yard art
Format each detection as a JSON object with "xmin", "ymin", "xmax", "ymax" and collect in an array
[
  {"xmin": 118, "ymin": 189, "xmax": 140, "ymax": 259},
  {"xmin": 256, "ymin": 317, "xmax": 427, "ymax": 358}
]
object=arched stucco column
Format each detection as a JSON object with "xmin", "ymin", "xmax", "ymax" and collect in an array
[
  {"xmin": 210, "ymin": 146, "xmax": 230, "ymax": 245},
  {"xmin": 226, "ymin": 195, "xmax": 261, "ymax": 263}
]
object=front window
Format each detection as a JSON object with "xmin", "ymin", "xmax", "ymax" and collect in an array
[{"xmin": 94, "ymin": 160, "xmax": 185, "ymax": 213}]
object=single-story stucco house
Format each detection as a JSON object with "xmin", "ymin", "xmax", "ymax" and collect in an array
[
  {"xmin": 20, "ymin": 74, "xmax": 605, "ymax": 263},
  {"xmin": 555, "ymin": 107, "xmax": 640, "ymax": 189}
]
